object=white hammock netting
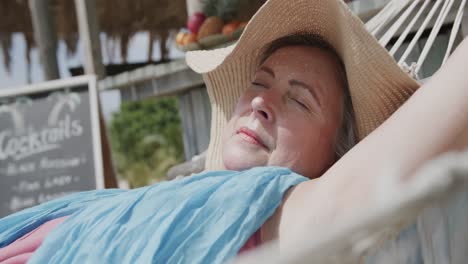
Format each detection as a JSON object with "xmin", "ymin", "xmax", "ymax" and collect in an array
[{"xmin": 366, "ymin": 0, "xmax": 466, "ymax": 79}]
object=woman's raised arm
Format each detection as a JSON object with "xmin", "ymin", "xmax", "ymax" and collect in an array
[{"xmin": 271, "ymin": 37, "xmax": 468, "ymax": 249}]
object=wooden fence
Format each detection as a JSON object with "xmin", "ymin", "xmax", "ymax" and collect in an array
[{"xmin": 99, "ymin": 59, "xmax": 210, "ymax": 161}]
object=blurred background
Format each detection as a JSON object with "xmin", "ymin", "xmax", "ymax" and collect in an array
[{"xmin": 0, "ymin": 0, "xmax": 268, "ymax": 188}]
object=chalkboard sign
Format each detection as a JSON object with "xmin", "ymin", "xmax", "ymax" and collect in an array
[{"xmin": 0, "ymin": 76, "xmax": 104, "ymax": 218}]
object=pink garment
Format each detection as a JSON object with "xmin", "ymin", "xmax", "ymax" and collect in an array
[
  {"xmin": 0, "ymin": 216, "xmax": 68, "ymax": 264},
  {"xmin": 0, "ymin": 217, "xmax": 261, "ymax": 263},
  {"xmin": 238, "ymin": 229, "xmax": 262, "ymax": 254}
]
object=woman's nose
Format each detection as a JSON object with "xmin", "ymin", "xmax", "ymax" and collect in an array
[{"xmin": 251, "ymin": 96, "xmax": 275, "ymax": 123}]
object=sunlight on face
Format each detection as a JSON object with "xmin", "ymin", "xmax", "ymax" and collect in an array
[{"xmin": 222, "ymin": 46, "xmax": 345, "ymax": 178}]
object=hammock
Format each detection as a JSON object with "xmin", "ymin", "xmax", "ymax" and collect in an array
[{"xmin": 366, "ymin": 0, "xmax": 466, "ymax": 79}]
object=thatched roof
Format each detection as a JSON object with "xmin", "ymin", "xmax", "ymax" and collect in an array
[
  {"xmin": 0, "ymin": 0, "xmax": 267, "ymax": 74},
  {"xmin": 0, "ymin": 0, "xmax": 188, "ymax": 72}
]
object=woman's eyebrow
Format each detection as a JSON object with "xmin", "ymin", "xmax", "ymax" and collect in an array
[
  {"xmin": 257, "ymin": 66, "xmax": 275, "ymax": 78},
  {"xmin": 289, "ymin": 79, "xmax": 322, "ymax": 107}
]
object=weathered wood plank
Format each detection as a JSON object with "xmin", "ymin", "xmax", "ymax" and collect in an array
[
  {"xmin": 190, "ymin": 88, "xmax": 211, "ymax": 153},
  {"xmin": 178, "ymin": 92, "xmax": 197, "ymax": 160},
  {"xmin": 176, "ymin": 86, "xmax": 211, "ymax": 161},
  {"xmin": 100, "ymin": 60, "xmax": 204, "ymax": 102},
  {"xmin": 74, "ymin": 0, "xmax": 105, "ymax": 78},
  {"xmin": 28, "ymin": 0, "xmax": 60, "ymax": 80}
]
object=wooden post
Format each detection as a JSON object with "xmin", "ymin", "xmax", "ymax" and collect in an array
[
  {"xmin": 75, "ymin": 0, "xmax": 117, "ymax": 188},
  {"xmin": 74, "ymin": 0, "xmax": 105, "ymax": 78},
  {"xmin": 28, "ymin": 0, "xmax": 60, "ymax": 80}
]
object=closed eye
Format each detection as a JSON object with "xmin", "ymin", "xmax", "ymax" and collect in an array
[
  {"xmin": 291, "ymin": 97, "xmax": 310, "ymax": 111},
  {"xmin": 251, "ymin": 81, "xmax": 267, "ymax": 89}
]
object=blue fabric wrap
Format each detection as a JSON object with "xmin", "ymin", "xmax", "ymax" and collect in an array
[{"xmin": 0, "ymin": 167, "xmax": 307, "ymax": 264}]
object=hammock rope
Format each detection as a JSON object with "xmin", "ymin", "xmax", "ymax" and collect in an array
[
  {"xmin": 443, "ymin": 0, "xmax": 467, "ymax": 64},
  {"xmin": 397, "ymin": 0, "xmax": 444, "ymax": 66},
  {"xmin": 367, "ymin": 0, "xmax": 413, "ymax": 35},
  {"xmin": 367, "ymin": 0, "xmax": 466, "ymax": 78},
  {"xmin": 415, "ymin": 0, "xmax": 455, "ymax": 73},
  {"xmin": 389, "ymin": 0, "xmax": 431, "ymax": 56},
  {"xmin": 365, "ymin": 0, "xmax": 394, "ymax": 32},
  {"xmin": 378, "ymin": 0, "xmax": 422, "ymax": 47}
]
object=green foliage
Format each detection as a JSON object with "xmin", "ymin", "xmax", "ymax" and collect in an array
[{"xmin": 109, "ymin": 97, "xmax": 184, "ymax": 188}]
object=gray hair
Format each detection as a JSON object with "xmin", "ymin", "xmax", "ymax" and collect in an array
[{"xmin": 261, "ymin": 33, "xmax": 357, "ymax": 160}]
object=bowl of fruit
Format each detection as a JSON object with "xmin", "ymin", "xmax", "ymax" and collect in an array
[{"xmin": 176, "ymin": 0, "xmax": 248, "ymax": 51}]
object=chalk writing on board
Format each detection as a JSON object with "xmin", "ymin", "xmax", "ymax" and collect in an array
[
  {"xmin": 0, "ymin": 115, "xmax": 83, "ymax": 161},
  {"xmin": 0, "ymin": 79, "xmax": 102, "ymax": 218}
]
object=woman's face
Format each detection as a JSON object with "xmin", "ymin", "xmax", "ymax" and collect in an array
[{"xmin": 222, "ymin": 45, "xmax": 345, "ymax": 178}]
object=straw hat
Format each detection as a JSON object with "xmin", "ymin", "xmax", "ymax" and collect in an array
[{"xmin": 186, "ymin": 0, "xmax": 420, "ymax": 170}]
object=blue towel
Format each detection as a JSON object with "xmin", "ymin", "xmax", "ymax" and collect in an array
[{"xmin": 0, "ymin": 167, "xmax": 307, "ymax": 263}]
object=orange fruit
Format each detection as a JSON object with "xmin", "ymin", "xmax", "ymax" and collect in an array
[
  {"xmin": 222, "ymin": 21, "xmax": 241, "ymax": 36},
  {"xmin": 176, "ymin": 32, "xmax": 188, "ymax": 46},
  {"xmin": 182, "ymin": 33, "xmax": 198, "ymax": 46}
]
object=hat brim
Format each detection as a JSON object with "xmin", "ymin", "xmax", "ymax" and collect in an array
[{"xmin": 186, "ymin": 0, "xmax": 420, "ymax": 170}]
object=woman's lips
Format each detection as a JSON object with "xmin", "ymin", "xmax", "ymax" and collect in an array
[{"xmin": 237, "ymin": 127, "xmax": 267, "ymax": 149}]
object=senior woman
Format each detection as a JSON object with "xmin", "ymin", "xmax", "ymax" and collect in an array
[{"xmin": 1, "ymin": 0, "xmax": 468, "ymax": 263}]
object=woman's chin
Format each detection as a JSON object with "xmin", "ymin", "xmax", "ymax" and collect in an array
[{"xmin": 222, "ymin": 143, "xmax": 268, "ymax": 171}]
